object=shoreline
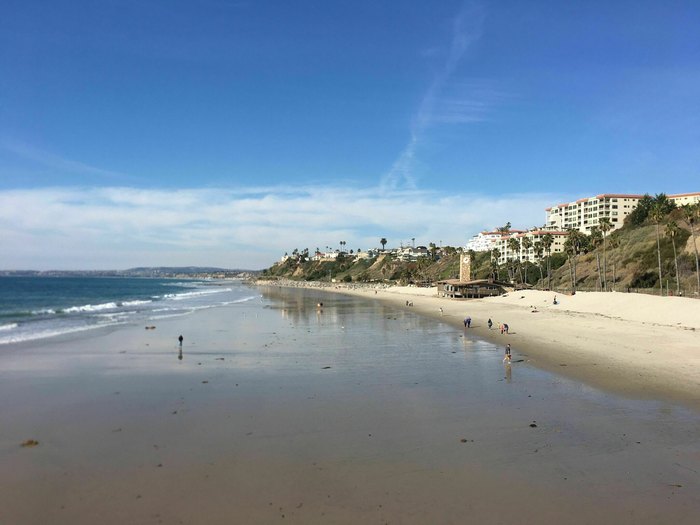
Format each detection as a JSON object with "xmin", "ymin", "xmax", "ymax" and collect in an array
[
  {"xmin": 3, "ymin": 280, "xmax": 700, "ymax": 523},
  {"xmin": 257, "ymin": 279, "xmax": 700, "ymax": 410}
]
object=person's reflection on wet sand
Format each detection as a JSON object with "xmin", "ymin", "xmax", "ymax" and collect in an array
[
  {"xmin": 178, "ymin": 346, "xmax": 183, "ymax": 361},
  {"xmin": 505, "ymin": 362, "xmax": 512, "ymax": 383}
]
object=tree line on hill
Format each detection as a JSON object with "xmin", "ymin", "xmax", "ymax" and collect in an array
[{"xmin": 263, "ymin": 193, "xmax": 700, "ymax": 296}]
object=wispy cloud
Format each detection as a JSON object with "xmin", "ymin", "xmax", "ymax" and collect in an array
[
  {"xmin": 382, "ymin": 2, "xmax": 486, "ymax": 191},
  {"xmin": 431, "ymin": 80, "xmax": 512, "ymax": 124},
  {"xmin": 1, "ymin": 139, "xmax": 136, "ymax": 182},
  {"xmin": 0, "ymin": 185, "xmax": 561, "ymax": 270}
]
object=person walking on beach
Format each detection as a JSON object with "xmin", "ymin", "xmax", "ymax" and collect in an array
[
  {"xmin": 487, "ymin": 318, "xmax": 493, "ymax": 330},
  {"xmin": 503, "ymin": 343, "xmax": 512, "ymax": 363},
  {"xmin": 503, "ymin": 323, "xmax": 509, "ymax": 334},
  {"xmin": 178, "ymin": 335, "xmax": 183, "ymax": 346},
  {"xmin": 466, "ymin": 316, "xmax": 471, "ymax": 328}
]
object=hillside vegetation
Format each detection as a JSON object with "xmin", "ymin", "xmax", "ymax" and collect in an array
[{"xmin": 262, "ymin": 197, "xmax": 700, "ymax": 296}]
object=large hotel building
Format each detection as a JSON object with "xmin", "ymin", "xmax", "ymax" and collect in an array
[
  {"xmin": 546, "ymin": 192, "xmax": 700, "ymax": 234},
  {"xmin": 466, "ymin": 191, "xmax": 700, "ymax": 265}
]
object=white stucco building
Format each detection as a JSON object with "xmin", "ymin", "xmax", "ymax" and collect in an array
[
  {"xmin": 465, "ymin": 231, "xmax": 508, "ymax": 252},
  {"xmin": 545, "ymin": 192, "xmax": 700, "ymax": 234},
  {"xmin": 670, "ymin": 192, "xmax": 700, "ymax": 207},
  {"xmin": 493, "ymin": 230, "xmax": 568, "ymax": 265},
  {"xmin": 545, "ymin": 194, "xmax": 643, "ymax": 233}
]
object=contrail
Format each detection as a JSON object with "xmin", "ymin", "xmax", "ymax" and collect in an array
[{"xmin": 381, "ymin": 2, "xmax": 485, "ymax": 192}]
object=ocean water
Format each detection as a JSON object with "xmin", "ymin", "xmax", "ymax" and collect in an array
[{"xmin": 0, "ymin": 276, "xmax": 257, "ymax": 345}]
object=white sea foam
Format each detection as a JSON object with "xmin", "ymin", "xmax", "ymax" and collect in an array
[
  {"xmin": 64, "ymin": 302, "xmax": 119, "ymax": 313},
  {"xmin": 166, "ymin": 281, "xmax": 202, "ymax": 287},
  {"xmin": 121, "ymin": 299, "xmax": 152, "ymax": 307},
  {"xmin": 32, "ymin": 308, "xmax": 56, "ymax": 315},
  {"xmin": 165, "ymin": 288, "xmax": 232, "ymax": 300},
  {"xmin": 3, "ymin": 281, "xmax": 251, "ymax": 345},
  {"xmin": 0, "ymin": 321, "xmax": 123, "ymax": 345},
  {"xmin": 221, "ymin": 295, "xmax": 259, "ymax": 305}
]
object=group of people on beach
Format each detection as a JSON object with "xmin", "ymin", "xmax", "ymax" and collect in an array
[
  {"xmin": 460, "ymin": 315, "xmax": 508, "ymax": 335},
  {"xmin": 412, "ymin": 302, "xmax": 516, "ymax": 366},
  {"xmin": 459, "ymin": 315, "xmax": 513, "ymax": 363}
]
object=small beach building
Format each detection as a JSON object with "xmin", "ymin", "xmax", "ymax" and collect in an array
[{"xmin": 437, "ymin": 278, "xmax": 510, "ymax": 299}]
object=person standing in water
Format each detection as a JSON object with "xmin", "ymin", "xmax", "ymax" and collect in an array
[{"xmin": 503, "ymin": 343, "xmax": 512, "ymax": 363}]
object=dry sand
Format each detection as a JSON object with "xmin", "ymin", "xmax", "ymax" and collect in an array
[{"xmin": 268, "ymin": 281, "xmax": 700, "ymax": 408}]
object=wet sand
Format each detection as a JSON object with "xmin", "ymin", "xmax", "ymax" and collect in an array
[
  {"xmin": 272, "ymin": 281, "xmax": 700, "ymax": 409},
  {"xmin": 1, "ymin": 285, "xmax": 700, "ymax": 524}
]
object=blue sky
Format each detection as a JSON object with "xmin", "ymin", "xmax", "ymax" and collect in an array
[{"xmin": 1, "ymin": 0, "xmax": 699, "ymax": 269}]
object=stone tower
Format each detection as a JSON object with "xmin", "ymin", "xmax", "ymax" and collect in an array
[{"xmin": 459, "ymin": 254, "xmax": 471, "ymax": 283}]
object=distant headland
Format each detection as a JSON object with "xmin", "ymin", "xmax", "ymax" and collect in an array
[{"xmin": 0, "ymin": 267, "xmax": 260, "ymax": 279}]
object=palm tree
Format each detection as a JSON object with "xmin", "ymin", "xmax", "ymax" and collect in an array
[
  {"xmin": 589, "ymin": 227, "xmax": 603, "ymax": 289},
  {"xmin": 564, "ymin": 235, "xmax": 576, "ymax": 293},
  {"xmin": 533, "ymin": 241, "xmax": 544, "ymax": 284},
  {"xmin": 541, "ymin": 233, "xmax": 554, "ymax": 290},
  {"xmin": 521, "ymin": 237, "xmax": 533, "ymax": 284},
  {"xmin": 652, "ymin": 193, "xmax": 676, "ymax": 214},
  {"xmin": 496, "ymin": 222, "xmax": 511, "ymax": 234},
  {"xmin": 608, "ymin": 234, "xmax": 620, "ymax": 290},
  {"xmin": 380, "ymin": 238, "xmax": 387, "ymax": 251},
  {"xmin": 564, "ymin": 228, "xmax": 584, "ymax": 293},
  {"xmin": 490, "ymin": 248, "xmax": 501, "ymax": 280},
  {"xmin": 429, "ymin": 242, "xmax": 437, "ymax": 260},
  {"xmin": 682, "ymin": 204, "xmax": 700, "ymax": 295},
  {"xmin": 665, "ymin": 221, "xmax": 681, "ymax": 295},
  {"xmin": 507, "ymin": 237, "xmax": 521, "ymax": 283},
  {"xmin": 598, "ymin": 217, "xmax": 612, "ymax": 291},
  {"xmin": 649, "ymin": 203, "xmax": 665, "ymax": 296}
]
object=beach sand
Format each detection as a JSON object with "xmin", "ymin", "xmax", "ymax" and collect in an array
[{"xmin": 1, "ymin": 284, "xmax": 700, "ymax": 524}]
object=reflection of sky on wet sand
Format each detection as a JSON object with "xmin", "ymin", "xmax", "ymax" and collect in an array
[{"xmin": 2, "ymin": 284, "xmax": 700, "ymax": 523}]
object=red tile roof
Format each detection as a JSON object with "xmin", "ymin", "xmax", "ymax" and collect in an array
[
  {"xmin": 595, "ymin": 194, "xmax": 644, "ymax": 199},
  {"xmin": 669, "ymin": 192, "xmax": 700, "ymax": 198}
]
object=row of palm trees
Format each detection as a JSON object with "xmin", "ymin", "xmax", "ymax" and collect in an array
[
  {"xmin": 650, "ymin": 201, "xmax": 700, "ymax": 296},
  {"xmin": 489, "ymin": 198, "xmax": 700, "ymax": 295},
  {"xmin": 490, "ymin": 232, "xmax": 556, "ymax": 288}
]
